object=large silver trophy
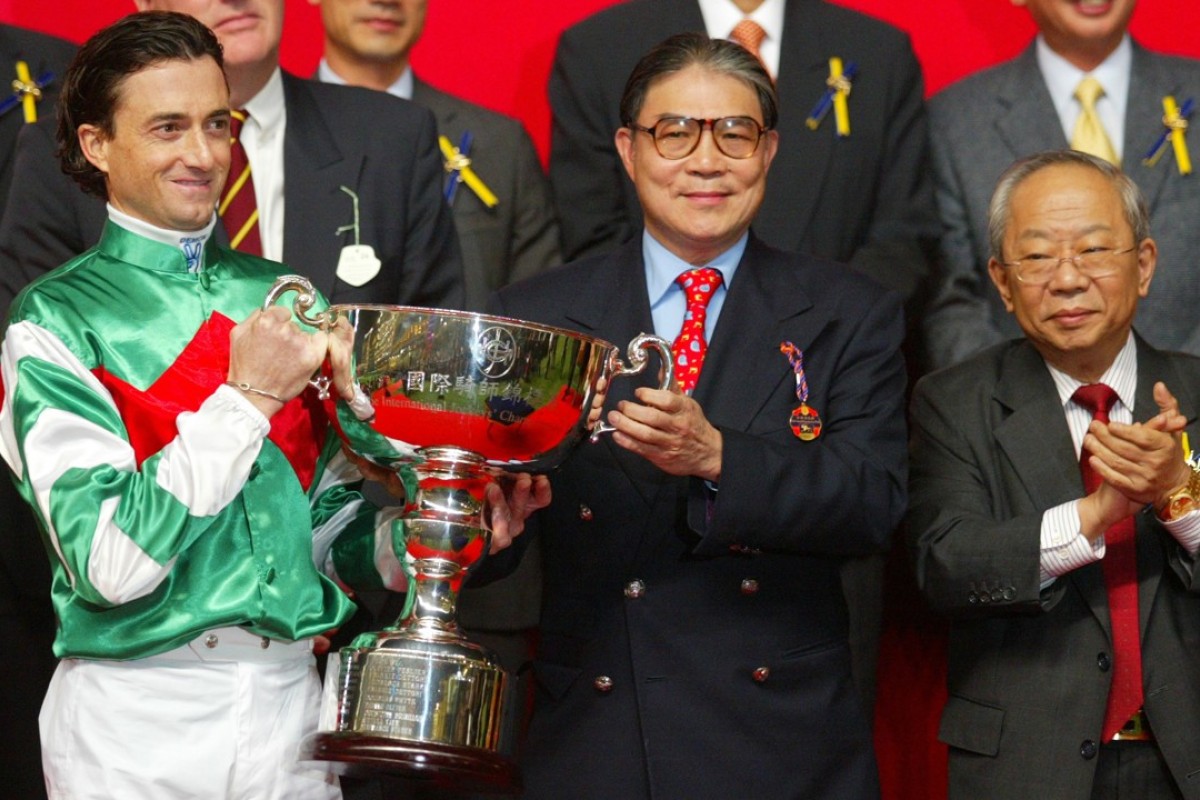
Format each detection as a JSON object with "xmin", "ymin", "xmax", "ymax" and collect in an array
[{"xmin": 264, "ymin": 276, "xmax": 672, "ymax": 793}]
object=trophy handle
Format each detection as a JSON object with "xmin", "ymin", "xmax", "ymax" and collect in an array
[
  {"xmin": 263, "ymin": 274, "xmax": 333, "ymax": 329},
  {"xmin": 263, "ymin": 274, "xmax": 337, "ymax": 399},
  {"xmin": 589, "ymin": 333, "xmax": 674, "ymax": 441}
]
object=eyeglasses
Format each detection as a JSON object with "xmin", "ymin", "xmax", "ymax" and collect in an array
[
  {"xmin": 1000, "ymin": 246, "xmax": 1137, "ymax": 285},
  {"xmin": 626, "ymin": 116, "xmax": 768, "ymax": 160}
]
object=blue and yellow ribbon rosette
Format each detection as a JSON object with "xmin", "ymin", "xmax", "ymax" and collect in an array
[
  {"xmin": 806, "ymin": 57, "xmax": 857, "ymax": 138},
  {"xmin": 439, "ymin": 132, "xmax": 498, "ymax": 208},
  {"xmin": 0, "ymin": 60, "xmax": 53, "ymax": 123},
  {"xmin": 1142, "ymin": 95, "xmax": 1193, "ymax": 176}
]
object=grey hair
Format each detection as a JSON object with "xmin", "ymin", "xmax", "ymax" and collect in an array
[
  {"xmin": 619, "ymin": 31, "xmax": 778, "ymax": 130},
  {"xmin": 987, "ymin": 149, "xmax": 1150, "ymax": 261}
]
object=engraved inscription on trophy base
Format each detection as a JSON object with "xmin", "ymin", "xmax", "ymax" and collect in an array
[{"xmin": 301, "ymin": 637, "xmax": 520, "ymax": 791}]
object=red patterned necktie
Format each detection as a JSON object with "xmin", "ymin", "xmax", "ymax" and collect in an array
[
  {"xmin": 1072, "ymin": 383, "xmax": 1143, "ymax": 741},
  {"xmin": 219, "ymin": 109, "xmax": 263, "ymax": 256},
  {"xmin": 672, "ymin": 268, "xmax": 723, "ymax": 393},
  {"xmin": 729, "ymin": 19, "xmax": 768, "ymax": 74}
]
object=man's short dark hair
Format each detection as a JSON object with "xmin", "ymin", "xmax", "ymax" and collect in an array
[
  {"xmin": 619, "ymin": 32, "xmax": 778, "ymax": 131},
  {"xmin": 58, "ymin": 11, "xmax": 225, "ymax": 199}
]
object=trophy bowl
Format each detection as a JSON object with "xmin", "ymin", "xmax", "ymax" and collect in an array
[{"xmin": 264, "ymin": 276, "xmax": 672, "ymax": 793}]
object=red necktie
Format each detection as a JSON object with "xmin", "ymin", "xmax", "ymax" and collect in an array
[
  {"xmin": 672, "ymin": 268, "xmax": 722, "ymax": 393},
  {"xmin": 1072, "ymin": 383, "xmax": 1143, "ymax": 741},
  {"xmin": 729, "ymin": 19, "xmax": 769, "ymax": 75},
  {"xmin": 219, "ymin": 109, "xmax": 263, "ymax": 256}
]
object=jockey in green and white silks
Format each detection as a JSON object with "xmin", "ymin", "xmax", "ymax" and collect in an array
[{"xmin": 0, "ymin": 213, "xmax": 406, "ymax": 661}]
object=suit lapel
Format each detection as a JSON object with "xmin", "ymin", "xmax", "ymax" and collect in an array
[
  {"xmin": 1123, "ymin": 46, "xmax": 1178, "ymax": 215},
  {"xmin": 279, "ymin": 73, "xmax": 362, "ymax": 297},
  {"xmin": 565, "ymin": 243, "xmax": 672, "ymax": 504},
  {"xmin": 993, "ymin": 343, "xmax": 1081, "ymax": 514},
  {"xmin": 992, "ymin": 344, "xmax": 1114, "ymax": 631},
  {"xmin": 762, "ymin": 0, "xmax": 838, "ymax": 251},
  {"xmin": 694, "ymin": 238, "xmax": 809, "ymax": 430},
  {"xmin": 994, "ymin": 46, "xmax": 1069, "ymax": 160}
]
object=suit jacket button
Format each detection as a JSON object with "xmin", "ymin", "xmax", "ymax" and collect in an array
[
  {"xmin": 1080, "ymin": 740, "xmax": 1097, "ymax": 760},
  {"xmin": 740, "ymin": 579, "xmax": 760, "ymax": 595},
  {"xmin": 990, "ymin": 589, "xmax": 1004, "ymax": 602},
  {"xmin": 978, "ymin": 592, "xmax": 991, "ymax": 604},
  {"xmin": 1097, "ymin": 652, "xmax": 1111, "ymax": 672},
  {"xmin": 624, "ymin": 580, "xmax": 645, "ymax": 599},
  {"xmin": 579, "ymin": 504, "xmax": 593, "ymax": 521},
  {"xmin": 205, "ymin": 634, "xmax": 219, "ymax": 649},
  {"xmin": 752, "ymin": 667, "xmax": 770, "ymax": 683},
  {"xmin": 593, "ymin": 676, "xmax": 614, "ymax": 693},
  {"xmin": 1002, "ymin": 586, "xmax": 1016, "ymax": 601}
]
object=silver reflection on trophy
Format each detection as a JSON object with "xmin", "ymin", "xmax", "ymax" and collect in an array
[{"xmin": 263, "ymin": 276, "xmax": 672, "ymax": 792}]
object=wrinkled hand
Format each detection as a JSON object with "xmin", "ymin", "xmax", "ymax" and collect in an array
[
  {"xmin": 228, "ymin": 306, "xmax": 327, "ymax": 417},
  {"xmin": 485, "ymin": 473, "xmax": 552, "ymax": 553},
  {"xmin": 606, "ymin": 387, "xmax": 722, "ymax": 481},
  {"xmin": 1083, "ymin": 381, "xmax": 1191, "ymax": 509}
]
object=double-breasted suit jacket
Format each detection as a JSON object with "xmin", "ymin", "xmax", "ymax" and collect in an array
[
  {"xmin": 485, "ymin": 235, "xmax": 907, "ymax": 799},
  {"xmin": 924, "ymin": 43, "xmax": 1200, "ymax": 367},
  {"xmin": 0, "ymin": 71, "xmax": 464, "ymax": 315},
  {"xmin": 908, "ymin": 337, "xmax": 1200, "ymax": 800},
  {"xmin": 548, "ymin": 0, "xmax": 938, "ymax": 303}
]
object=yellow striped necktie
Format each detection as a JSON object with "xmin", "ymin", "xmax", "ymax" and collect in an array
[{"xmin": 219, "ymin": 109, "xmax": 263, "ymax": 255}]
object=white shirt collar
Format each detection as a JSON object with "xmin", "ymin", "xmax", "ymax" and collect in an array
[
  {"xmin": 106, "ymin": 205, "xmax": 217, "ymax": 273},
  {"xmin": 242, "ymin": 66, "xmax": 286, "ymax": 132},
  {"xmin": 697, "ymin": 0, "xmax": 786, "ymax": 77},
  {"xmin": 317, "ymin": 58, "xmax": 414, "ymax": 101},
  {"xmin": 1036, "ymin": 34, "xmax": 1132, "ymax": 157},
  {"xmin": 1045, "ymin": 331, "xmax": 1139, "ymax": 414}
]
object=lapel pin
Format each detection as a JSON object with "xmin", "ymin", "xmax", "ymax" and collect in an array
[
  {"xmin": 780, "ymin": 341, "xmax": 822, "ymax": 440},
  {"xmin": 1142, "ymin": 95, "xmax": 1193, "ymax": 176}
]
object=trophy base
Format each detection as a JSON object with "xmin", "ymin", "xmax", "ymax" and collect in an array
[{"xmin": 301, "ymin": 731, "xmax": 520, "ymax": 794}]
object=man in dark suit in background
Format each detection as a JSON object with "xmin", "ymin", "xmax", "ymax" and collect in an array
[
  {"xmin": 923, "ymin": 0, "xmax": 1200, "ymax": 369},
  {"xmin": 549, "ymin": 0, "xmax": 936, "ymax": 299},
  {"xmin": 0, "ymin": 0, "xmax": 463, "ymax": 315},
  {"xmin": 0, "ymin": 24, "xmax": 79, "ymax": 800},
  {"xmin": 310, "ymin": 0, "xmax": 560, "ymax": 312},
  {"xmin": 0, "ymin": 26, "xmax": 76, "ymax": 216},
  {"xmin": 0, "ymin": 24, "xmax": 76, "ymax": 800},
  {"xmin": 487, "ymin": 33, "xmax": 906, "ymax": 798},
  {"xmin": 909, "ymin": 150, "xmax": 1200, "ymax": 799},
  {"xmin": 308, "ymin": 1, "xmax": 558, "ymax": 772},
  {"xmin": 547, "ymin": 0, "xmax": 936, "ymax": 710}
]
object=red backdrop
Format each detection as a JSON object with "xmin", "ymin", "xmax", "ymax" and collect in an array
[
  {"xmin": 7, "ymin": 1, "xmax": 1200, "ymax": 163},
  {"xmin": 6, "ymin": 2, "xmax": 1200, "ymax": 799}
]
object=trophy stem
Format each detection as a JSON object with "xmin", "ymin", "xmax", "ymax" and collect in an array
[{"xmin": 390, "ymin": 447, "xmax": 493, "ymax": 641}]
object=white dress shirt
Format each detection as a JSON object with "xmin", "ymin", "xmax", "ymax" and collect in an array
[
  {"xmin": 1039, "ymin": 333, "xmax": 1200, "ymax": 585},
  {"xmin": 238, "ymin": 68, "xmax": 287, "ymax": 262},
  {"xmin": 1037, "ymin": 34, "xmax": 1132, "ymax": 161}
]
